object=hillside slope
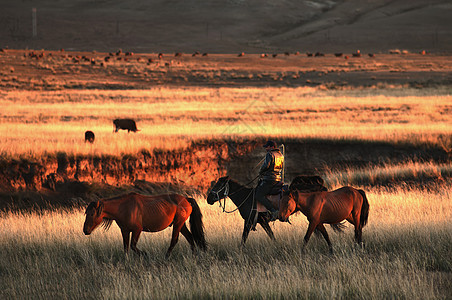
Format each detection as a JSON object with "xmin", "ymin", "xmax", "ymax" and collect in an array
[{"xmin": 1, "ymin": 0, "xmax": 451, "ymax": 52}]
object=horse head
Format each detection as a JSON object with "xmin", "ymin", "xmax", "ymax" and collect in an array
[
  {"xmin": 206, "ymin": 176, "xmax": 230, "ymax": 205},
  {"xmin": 279, "ymin": 190, "xmax": 297, "ymax": 222},
  {"xmin": 83, "ymin": 201, "xmax": 104, "ymax": 235}
]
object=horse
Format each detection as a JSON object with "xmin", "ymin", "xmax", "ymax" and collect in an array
[
  {"xmin": 206, "ymin": 176, "xmax": 326, "ymax": 245},
  {"xmin": 207, "ymin": 176, "xmax": 275, "ymax": 245},
  {"xmin": 83, "ymin": 192, "xmax": 207, "ymax": 258},
  {"xmin": 279, "ymin": 186, "xmax": 370, "ymax": 253}
]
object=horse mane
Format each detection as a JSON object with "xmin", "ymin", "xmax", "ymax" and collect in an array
[{"xmin": 101, "ymin": 218, "xmax": 114, "ymax": 231}]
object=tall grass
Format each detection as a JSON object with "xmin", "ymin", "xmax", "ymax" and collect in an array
[
  {"xmin": 1, "ymin": 183, "xmax": 451, "ymax": 299},
  {"xmin": 325, "ymin": 161, "xmax": 452, "ymax": 188}
]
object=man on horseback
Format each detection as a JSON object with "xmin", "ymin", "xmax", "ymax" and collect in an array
[{"xmin": 255, "ymin": 140, "xmax": 284, "ymax": 221}]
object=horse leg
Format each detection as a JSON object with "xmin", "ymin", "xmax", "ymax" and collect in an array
[
  {"xmin": 355, "ymin": 225, "xmax": 364, "ymax": 248},
  {"xmin": 131, "ymin": 229, "xmax": 144, "ymax": 255},
  {"xmin": 345, "ymin": 216, "xmax": 364, "ymax": 248},
  {"xmin": 302, "ymin": 221, "xmax": 319, "ymax": 251},
  {"xmin": 180, "ymin": 223, "xmax": 196, "ymax": 253},
  {"xmin": 241, "ymin": 220, "xmax": 253, "ymax": 247},
  {"xmin": 259, "ymin": 220, "xmax": 275, "ymax": 241},
  {"xmin": 166, "ymin": 223, "xmax": 184, "ymax": 258},
  {"xmin": 120, "ymin": 228, "xmax": 130, "ymax": 253},
  {"xmin": 351, "ymin": 212, "xmax": 363, "ymax": 247},
  {"xmin": 316, "ymin": 224, "xmax": 333, "ymax": 254}
]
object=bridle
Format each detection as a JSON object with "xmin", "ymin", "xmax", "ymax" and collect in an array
[
  {"xmin": 210, "ymin": 178, "xmax": 230, "ymax": 203},
  {"xmin": 209, "ymin": 178, "xmax": 255, "ymax": 214}
]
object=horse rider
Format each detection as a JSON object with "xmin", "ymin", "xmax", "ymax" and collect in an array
[{"xmin": 255, "ymin": 140, "xmax": 284, "ymax": 221}]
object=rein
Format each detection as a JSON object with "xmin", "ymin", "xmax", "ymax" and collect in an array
[
  {"xmin": 219, "ymin": 186, "xmax": 254, "ymax": 213},
  {"xmin": 212, "ymin": 176, "xmax": 259, "ymax": 214}
]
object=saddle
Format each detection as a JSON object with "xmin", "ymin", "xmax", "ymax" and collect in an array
[
  {"xmin": 256, "ymin": 182, "xmax": 288, "ymax": 213},
  {"xmin": 267, "ymin": 181, "xmax": 288, "ymax": 195}
]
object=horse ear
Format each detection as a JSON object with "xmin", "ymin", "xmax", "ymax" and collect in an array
[{"xmin": 96, "ymin": 201, "xmax": 104, "ymax": 216}]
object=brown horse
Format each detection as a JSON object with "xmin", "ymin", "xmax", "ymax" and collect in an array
[
  {"xmin": 279, "ymin": 186, "xmax": 369, "ymax": 253},
  {"xmin": 83, "ymin": 193, "xmax": 207, "ymax": 258}
]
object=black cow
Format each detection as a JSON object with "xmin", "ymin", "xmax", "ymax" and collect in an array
[
  {"xmin": 85, "ymin": 131, "xmax": 95, "ymax": 143},
  {"xmin": 113, "ymin": 119, "xmax": 139, "ymax": 133}
]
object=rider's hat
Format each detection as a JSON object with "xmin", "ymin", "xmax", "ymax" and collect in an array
[{"xmin": 263, "ymin": 140, "xmax": 277, "ymax": 148}]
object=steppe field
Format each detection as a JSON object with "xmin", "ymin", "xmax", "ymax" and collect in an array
[
  {"xmin": 1, "ymin": 1, "xmax": 452, "ymax": 296},
  {"xmin": 0, "ymin": 47, "xmax": 451, "ymax": 299}
]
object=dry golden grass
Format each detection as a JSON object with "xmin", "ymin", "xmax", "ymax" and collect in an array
[
  {"xmin": 1, "ymin": 87, "xmax": 451, "ymax": 157},
  {"xmin": 1, "ymin": 184, "xmax": 451, "ymax": 299}
]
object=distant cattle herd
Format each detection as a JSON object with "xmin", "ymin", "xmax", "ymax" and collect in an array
[{"xmin": 12, "ymin": 47, "xmax": 429, "ymax": 66}]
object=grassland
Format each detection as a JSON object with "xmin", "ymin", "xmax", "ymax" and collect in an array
[
  {"xmin": 1, "ymin": 86, "xmax": 451, "ymax": 157},
  {"xmin": 1, "ymin": 182, "xmax": 451, "ymax": 299},
  {"xmin": 0, "ymin": 49, "xmax": 451, "ymax": 298}
]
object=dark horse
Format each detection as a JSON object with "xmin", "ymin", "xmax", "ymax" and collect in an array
[
  {"xmin": 207, "ymin": 175, "xmax": 326, "ymax": 245},
  {"xmin": 83, "ymin": 193, "xmax": 207, "ymax": 258},
  {"xmin": 207, "ymin": 176, "xmax": 275, "ymax": 245},
  {"xmin": 279, "ymin": 186, "xmax": 370, "ymax": 253}
]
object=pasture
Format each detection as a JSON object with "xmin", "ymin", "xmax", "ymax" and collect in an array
[{"xmin": 0, "ymin": 49, "xmax": 451, "ymax": 298}]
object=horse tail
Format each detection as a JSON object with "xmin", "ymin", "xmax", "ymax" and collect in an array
[
  {"xmin": 358, "ymin": 189, "xmax": 369, "ymax": 228},
  {"xmin": 186, "ymin": 197, "xmax": 207, "ymax": 251}
]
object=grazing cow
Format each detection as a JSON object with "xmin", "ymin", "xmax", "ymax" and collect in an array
[
  {"xmin": 335, "ymin": 53, "xmax": 343, "ymax": 57},
  {"xmin": 85, "ymin": 131, "xmax": 95, "ymax": 143},
  {"xmin": 202, "ymin": 53, "xmax": 208, "ymax": 57},
  {"xmin": 315, "ymin": 52, "xmax": 325, "ymax": 57},
  {"xmin": 368, "ymin": 53, "xmax": 375, "ymax": 58},
  {"xmin": 175, "ymin": 52, "xmax": 182, "ymax": 57},
  {"xmin": 238, "ymin": 52, "xmax": 245, "ymax": 57},
  {"xmin": 113, "ymin": 119, "xmax": 139, "ymax": 133},
  {"xmin": 306, "ymin": 52, "xmax": 313, "ymax": 57},
  {"xmin": 272, "ymin": 54, "xmax": 278, "ymax": 58}
]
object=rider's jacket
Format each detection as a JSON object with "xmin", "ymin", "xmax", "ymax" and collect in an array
[{"xmin": 259, "ymin": 149, "xmax": 284, "ymax": 182}]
